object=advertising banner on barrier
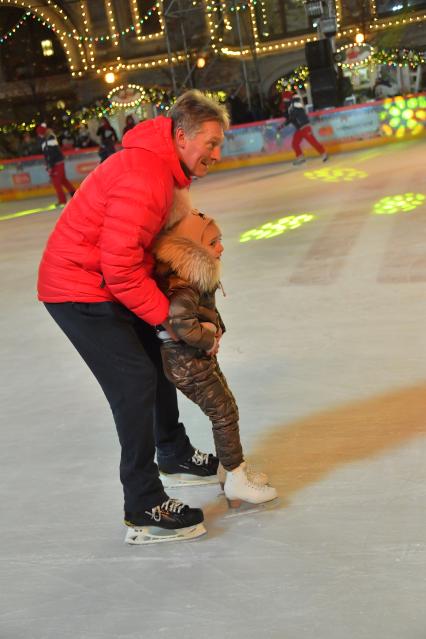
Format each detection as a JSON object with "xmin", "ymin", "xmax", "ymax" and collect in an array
[{"xmin": 1, "ymin": 94, "xmax": 425, "ymax": 199}]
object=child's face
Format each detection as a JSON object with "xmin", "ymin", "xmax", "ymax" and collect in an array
[{"xmin": 202, "ymin": 223, "xmax": 224, "ymax": 260}]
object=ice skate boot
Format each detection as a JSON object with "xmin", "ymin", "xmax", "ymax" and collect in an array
[
  {"xmin": 124, "ymin": 498, "xmax": 206, "ymax": 545},
  {"xmin": 292, "ymin": 155, "xmax": 306, "ymax": 166},
  {"xmin": 224, "ymin": 463, "xmax": 277, "ymax": 509},
  {"xmin": 159, "ymin": 449, "xmax": 219, "ymax": 487},
  {"xmin": 322, "ymin": 153, "xmax": 329, "ymax": 162},
  {"xmin": 217, "ymin": 461, "xmax": 269, "ymax": 491}
]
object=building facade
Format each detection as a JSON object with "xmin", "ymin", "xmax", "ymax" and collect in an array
[{"xmin": 0, "ymin": 0, "xmax": 426, "ymax": 123}]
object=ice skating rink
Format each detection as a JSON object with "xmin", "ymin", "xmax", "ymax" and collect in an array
[{"xmin": 2, "ymin": 138, "xmax": 426, "ymax": 639}]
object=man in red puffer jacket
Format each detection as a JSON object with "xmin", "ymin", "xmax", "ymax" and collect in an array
[{"xmin": 37, "ymin": 90, "xmax": 229, "ymax": 544}]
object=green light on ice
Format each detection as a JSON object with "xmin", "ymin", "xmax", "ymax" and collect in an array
[
  {"xmin": 304, "ymin": 167, "xmax": 367, "ymax": 182},
  {"xmin": 373, "ymin": 193, "xmax": 425, "ymax": 215},
  {"xmin": 240, "ymin": 214, "xmax": 315, "ymax": 243},
  {"xmin": 0, "ymin": 203, "xmax": 57, "ymax": 222}
]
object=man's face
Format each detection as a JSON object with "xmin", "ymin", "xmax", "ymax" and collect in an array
[{"xmin": 175, "ymin": 120, "xmax": 225, "ymax": 178}]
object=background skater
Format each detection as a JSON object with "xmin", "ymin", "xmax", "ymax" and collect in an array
[{"xmin": 279, "ymin": 90, "xmax": 328, "ymax": 165}]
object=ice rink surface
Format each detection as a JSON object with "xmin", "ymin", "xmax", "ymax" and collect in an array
[{"xmin": 1, "ymin": 139, "xmax": 426, "ymax": 638}]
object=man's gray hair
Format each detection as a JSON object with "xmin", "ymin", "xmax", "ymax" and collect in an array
[{"xmin": 169, "ymin": 89, "xmax": 230, "ymax": 137}]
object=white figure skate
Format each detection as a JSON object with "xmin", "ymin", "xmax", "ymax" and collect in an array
[
  {"xmin": 217, "ymin": 461, "xmax": 269, "ymax": 491},
  {"xmin": 224, "ymin": 463, "xmax": 277, "ymax": 509}
]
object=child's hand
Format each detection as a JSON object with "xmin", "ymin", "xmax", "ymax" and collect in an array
[{"xmin": 200, "ymin": 321, "xmax": 216, "ymax": 335}]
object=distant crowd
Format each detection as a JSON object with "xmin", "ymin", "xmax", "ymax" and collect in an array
[
  {"xmin": 0, "ymin": 114, "xmax": 139, "ymax": 160},
  {"xmin": 0, "ymin": 91, "xmax": 283, "ymax": 160}
]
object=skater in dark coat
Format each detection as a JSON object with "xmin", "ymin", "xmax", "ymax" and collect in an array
[
  {"xmin": 96, "ymin": 116, "xmax": 119, "ymax": 162},
  {"xmin": 279, "ymin": 91, "xmax": 328, "ymax": 165},
  {"xmin": 36, "ymin": 123, "xmax": 75, "ymax": 205},
  {"xmin": 153, "ymin": 210, "xmax": 277, "ymax": 507}
]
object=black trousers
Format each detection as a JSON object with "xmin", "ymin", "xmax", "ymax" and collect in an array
[{"xmin": 44, "ymin": 302, "xmax": 193, "ymax": 514}]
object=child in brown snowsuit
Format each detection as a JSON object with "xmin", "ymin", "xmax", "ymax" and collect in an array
[{"xmin": 153, "ymin": 210, "xmax": 277, "ymax": 507}]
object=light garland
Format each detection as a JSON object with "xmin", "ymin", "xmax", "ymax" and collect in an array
[
  {"xmin": 219, "ymin": 1, "xmax": 233, "ymax": 33},
  {"xmin": 107, "ymin": 83, "xmax": 147, "ymax": 108},
  {"xmin": 372, "ymin": 47, "xmax": 425, "ymax": 69},
  {"xmin": 0, "ymin": 2, "xmax": 162, "ymax": 44},
  {"xmin": 276, "ymin": 66, "xmax": 309, "ymax": 92},
  {"xmin": 335, "ymin": 0, "xmax": 342, "ymax": 31},
  {"xmin": 0, "ymin": 86, "xmax": 177, "ymax": 134},
  {"xmin": 2, "ymin": 0, "xmax": 426, "ymax": 81},
  {"xmin": 0, "ymin": 9, "xmax": 30, "ymax": 43},
  {"xmin": 130, "ymin": 0, "xmax": 144, "ymax": 38},
  {"xmin": 336, "ymin": 42, "xmax": 374, "ymax": 69},
  {"xmin": 248, "ymin": 1, "xmax": 259, "ymax": 46},
  {"xmin": 95, "ymin": 52, "xmax": 186, "ymax": 75},
  {"xmin": 130, "ymin": 0, "xmax": 163, "ymax": 42},
  {"xmin": 0, "ymin": 0, "xmax": 86, "ymax": 75},
  {"xmin": 369, "ymin": 9, "xmax": 426, "ymax": 31},
  {"xmin": 369, "ymin": 0, "xmax": 377, "ymax": 20},
  {"xmin": 204, "ymin": 0, "xmax": 219, "ymax": 52},
  {"xmin": 276, "ymin": 47, "xmax": 425, "ymax": 97},
  {"xmin": 104, "ymin": 0, "xmax": 119, "ymax": 47},
  {"xmin": 80, "ymin": 1, "xmax": 94, "ymax": 69}
]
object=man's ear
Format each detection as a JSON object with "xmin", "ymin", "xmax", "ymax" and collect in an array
[{"xmin": 174, "ymin": 127, "xmax": 186, "ymax": 149}]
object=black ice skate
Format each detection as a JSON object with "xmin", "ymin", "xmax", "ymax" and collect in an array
[
  {"xmin": 159, "ymin": 448, "xmax": 219, "ymax": 487},
  {"xmin": 124, "ymin": 498, "xmax": 206, "ymax": 544}
]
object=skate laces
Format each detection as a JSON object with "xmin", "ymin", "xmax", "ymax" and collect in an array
[
  {"xmin": 246, "ymin": 467, "xmax": 268, "ymax": 485},
  {"xmin": 191, "ymin": 449, "xmax": 210, "ymax": 466},
  {"xmin": 147, "ymin": 499, "xmax": 185, "ymax": 522}
]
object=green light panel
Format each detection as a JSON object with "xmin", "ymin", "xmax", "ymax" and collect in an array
[
  {"xmin": 240, "ymin": 214, "xmax": 315, "ymax": 243},
  {"xmin": 373, "ymin": 193, "xmax": 425, "ymax": 215},
  {"xmin": 379, "ymin": 95, "xmax": 426, "ymax": 138}
]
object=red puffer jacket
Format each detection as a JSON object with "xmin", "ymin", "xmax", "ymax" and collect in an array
[{"xmin": 37, "ymin": 117, "xmax": 191, "ymax": 325}]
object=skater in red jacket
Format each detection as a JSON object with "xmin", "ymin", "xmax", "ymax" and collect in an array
[
  {"xmin": 37, "ymin": 90, "xmax": 229, "ymax": 544},
  {"xmin": 279, "ymin": 91, "xmax": 328, "ymax": 165}
]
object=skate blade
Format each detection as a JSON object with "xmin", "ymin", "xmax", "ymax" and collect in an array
[
  {"xmin": 224, "ymin": 497, "xmax": 280, "ymax": 519},
  {"xmin": 160, "ymin": 471, "xmax": 219, "ymax": 488},
  {"xmin": 124, "ymin": 523, "xmax": 207, "ymax": 545}
]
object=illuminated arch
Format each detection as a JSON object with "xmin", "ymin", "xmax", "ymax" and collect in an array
[{"xmin": 0, "ymin": 0, "xmax": 87, "ymax": 75}]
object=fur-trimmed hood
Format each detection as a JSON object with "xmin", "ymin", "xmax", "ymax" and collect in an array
[{"xmin": 153, "ymin": 232, "xmax": 221, "ymax": 293}]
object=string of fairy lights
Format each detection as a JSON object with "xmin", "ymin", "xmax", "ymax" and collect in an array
[
  {"xmin": 1, "ymin": 0, "xmax": 426, "ymax": 75},
  {"xmin": 275, "ymin": 45, "xmax": 425, "ymax": 93},
  {"xmin": 0, "ymin": 3, "xmax": 161, "ymax": 44},
  {"xmin": 0, "ymin": 9, "xmax": 30, "ymax": 42},
  {"xmin": 0, "ymin": 0, "xmax": 425, "ymax": 123}
]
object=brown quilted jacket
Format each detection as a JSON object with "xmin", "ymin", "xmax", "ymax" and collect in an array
[
  {"xmin": 153, "ymin": 230, "xmax": 243, "ymax": 470},
  {"xmin": 153, "ymin": 233, "xmax": 225, "ymax": 349}
]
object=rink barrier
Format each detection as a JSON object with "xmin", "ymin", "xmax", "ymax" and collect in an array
[{"xmin": 1, "ymin": 93, "xmax": 425, "ymax": 202}]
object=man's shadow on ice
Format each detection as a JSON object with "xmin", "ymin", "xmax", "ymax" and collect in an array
[{"xmin": 205, "ymin": 384, "xmax": 426, "ymax": 522}]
